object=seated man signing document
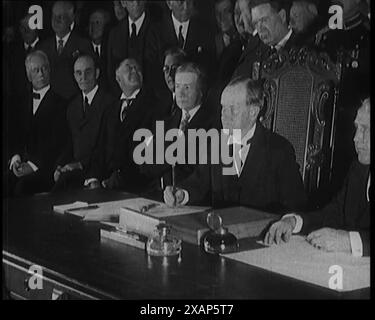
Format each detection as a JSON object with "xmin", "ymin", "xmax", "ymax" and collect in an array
[
  {"xmin": 264, "ymin": 98, "xmax": 371, "ymax": 257},
  {"xmin": 164, "ymin": 77, "xmax": 307, "ymax": 214}
]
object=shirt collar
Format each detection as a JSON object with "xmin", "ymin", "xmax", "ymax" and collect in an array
[
  {"xmin": 171, "ymin": 13, "xmax": 190, "ymax": 39},
  {"xmin": 228, "ymin": 123, "xmax": 256, "ymax": 145},
  {"xmin": 120, "ymin": 88, "xmax": 140, "ymax": 101},
  {"xmin": 182, "ymin": 104, "xmax": 200, "ymax": 121},
  {"xmin": 273, "ymin": 28, "xmax": 293, "ymax": 51},
  {"xmin": 129, "ymin": 12, "xmax": 146, "ymax": 36},
  {"xmin": 56, "ymin": 31, "xmax": 71, "ymax": 47},
  {"xmin": 25, "ymin": 37, "xmax": 39, "ymax": 50},
  {"xmin": 33, "ymin": 85, "xmax": 50, "ymax": 101},
  {"xmin": 83, "ymin": 85, "xmax": 99, "ymax": 105},
  {"xmin": 92, "ymin": 42, "xmax": 101, "ymax": 48}
]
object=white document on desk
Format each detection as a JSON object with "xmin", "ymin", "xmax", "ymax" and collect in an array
[
  {"xmin": 223, "ymin": 235, "xmax": 370, "ymax": 292},
  {"xmin": 119, "ymin": 197, "xmax": 209, "ymax": 218}
]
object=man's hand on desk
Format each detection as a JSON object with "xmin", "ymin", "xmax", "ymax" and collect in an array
[
  {"xmin": 163, "ymin": 186, "xmax": 186, "ymax": 207},
  {"xmin": 264, "ymin": 216, "xmax": 296, "ymax": 245},
  {"xmin": 306, "ymin": 228, "xmax": 351, "ymax": 253},
  {"xmin": 61, "ymin": 162, "xmax": 83, "ymax": 172},
  {"xmin": 13, "ymin": 162, "xmax": 34, "ymax": 178}
]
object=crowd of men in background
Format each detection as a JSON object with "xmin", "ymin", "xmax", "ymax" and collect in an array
[{"xmin": 2, "ymin": 0, "xmax": 370, "ymax": 240}]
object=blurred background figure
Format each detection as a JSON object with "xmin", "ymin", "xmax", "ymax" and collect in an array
[
  {"xmin": 289, "ymin": 0, "xmax": 323, "ymax": 44},
  {"xmin": 113, "ymin": 0, "xmax": 127, "ymax": 22},
  {"xmin": 88, "ymin": 8, "xmax": 111, "ymax": 89}
]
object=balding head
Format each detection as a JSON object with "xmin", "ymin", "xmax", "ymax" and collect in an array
[{"xmin": 116, "ymin": 58, "xmax": 143, "ymax": 96}]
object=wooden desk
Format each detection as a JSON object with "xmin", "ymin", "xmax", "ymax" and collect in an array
[{"xmin": 2, "ymin": 190, "xmax": 370, "ymax": 300}]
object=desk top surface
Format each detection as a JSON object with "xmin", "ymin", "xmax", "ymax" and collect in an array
[{"xmin": 2, "ymin": 190, "xmax": 369, "ymax": 299}]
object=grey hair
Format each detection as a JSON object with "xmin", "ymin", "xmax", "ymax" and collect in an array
[{"xmin": 25, "ymin": 50, "xmax": 50, "ymax": 78}]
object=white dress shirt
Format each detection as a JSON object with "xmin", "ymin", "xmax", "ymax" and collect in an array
[
  {"xmin": 92, "ymin": 42, "xmax": 102, "ymax": 56},
  {"xmin": 33, "ymin": 85, "xmax": 50, "ymax": 115},
  {"xmin": 128, "ymin": 12, "xmax": 146, "ymax": 36},
  {"xmin": 24, "ymin": 37, "xmax": 39, "ymax": 51},
  {"xmin": 119, "ymin": 89, "xmax": 140, "ymax": 121},
  {"xmin": 171, "ymin": 13, "xmax": 190, "ymax": 41},
  {"xmin": 227, "ymin": 123, "xmax": 257, "ymax": 177},
  {"xmin": 273, "ymin": 28, "xmax": 293, "ymax": 51},
  {"xmin": 56, "ymin": 31, "xmax": 71, "ymax": 51},
  {"xmin": 82, "ymin": 84, "xmax": 99, "ymax": 106},
  {"xmin": 9, "ymin": 85, "xmax": 51, "ymax": 172}
]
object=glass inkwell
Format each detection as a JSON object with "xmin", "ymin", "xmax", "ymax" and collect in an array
[
  {"xmin": 203, "ymin": 212, "xmax": 239, "ymax": 254},
  {"xmin": 146, "ymin": 223, "xmax": 182, "ymax": 259}
]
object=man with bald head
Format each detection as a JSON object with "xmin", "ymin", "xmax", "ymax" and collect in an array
[
  {"xmin": 5, "ymin": 51, "xmax": 67, "ymax": 196},
  {"xmin": 39, "ymin": 1, "xmax": 94, "ymax": 101},
  {"xmin": 164, "ymin": 77, "xmax": 306, "ymax": 213},
  {"xmin": 86, "ymin": 58, "xmax": 155, "ymax": 192},
  {"xmin": 265, "ymin": 98, "xmax": 370, "ymax": 257}
]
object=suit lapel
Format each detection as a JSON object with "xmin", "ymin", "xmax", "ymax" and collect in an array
[{"xmin": 238, "ymin": 124, "xmax": 266, "ymax": 186}]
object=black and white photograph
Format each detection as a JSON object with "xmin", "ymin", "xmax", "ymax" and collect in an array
[{"xmin": 2, "ymin": 0, "xmax": 370, "ymax": 303}]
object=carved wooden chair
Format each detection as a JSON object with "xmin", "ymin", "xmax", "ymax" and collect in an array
[{"xmin": 260, "ymin": 47, "xmax": 340, "ymax": 203}]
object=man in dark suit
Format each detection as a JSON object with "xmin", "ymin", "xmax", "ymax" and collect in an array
[
  {"xmin": 85, "ymin": 58, "xmax": 154, "ymax": 193},
  {"xmin": 39, "ymin": 1, "xmax": 94, "ymax": 101},
  {"xmin": 142, "ymin": 62, "xmax": 220, "ymax": 197},
  {"xmin": 88, "ymin": 9, "xmax": 111, "ymax": 90},
  {"xmin": 5, "ymin": 50, "xmax": 67, "ymax": 197},
  {"xmin": 145, "ymin": 0, "xmax": 216, "ymax": 93},
  {"xmin": 9, "ymin": 13, "xmax": 42, "ymax": 99},
  {"xmin": 232, "ymin": 0, "xmax": 304, "ymax": 80},
  {"xmin": 157, "ymin": 47, "xmax": 187, "ymax": 119},
  {"xmin": 106, "ymin": 0, "xmax": 152, "ymax": 96},
  {"xmin": 52, "ymin": 54, "xmax": 114, "ymax": 192},
  {"xmin": 164, "ymin": 77, "xmax": 307, "ymax": 213},
  {"xmin": 265, "ymin": 98, "xmax": 370, "ymax": 257}
]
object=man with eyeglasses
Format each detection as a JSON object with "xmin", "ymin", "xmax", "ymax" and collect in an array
[{"xmin": 158, "ymin": 47, "xmax": 187, "ymax": 119}]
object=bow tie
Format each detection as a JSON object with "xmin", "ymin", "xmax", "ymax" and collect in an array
[{"xmin": 32, "ymin": 92, "xmax": 41, "ymax": 100}]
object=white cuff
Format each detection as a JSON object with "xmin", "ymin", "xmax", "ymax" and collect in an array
[
  {"xmin": 84, "ymin": 178, "xmax": 99, "ymax": 187},
  {"xmin": 27, "ymin": 161, "xmax": 39, "ymax": 172},
  {"xmin": 282, "ymin": 213, "xmax": 303, "ymax": 233},
  {"xmin": 9, "ymin": 155, "xmax": 21, "ymax": 170},
  {"xmin": 181, "ymin": 189, "xmax": 189, "ymax": 205},
  {"xmin": 349, "ymin": 231, "xmax": 363, "ymax": 257}
]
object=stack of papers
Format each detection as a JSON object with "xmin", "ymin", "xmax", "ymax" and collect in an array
[{"xmin": 224, "ymin": 236, "xmax": 370, "ymax": 292}]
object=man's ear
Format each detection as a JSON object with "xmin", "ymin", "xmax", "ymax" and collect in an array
[
  {"xmin": 95, "ymin": 68, "xmax": 100, "ymax": 80},
  {"xmin": 250, "ymin": 106, "xmax": 260, "ymax": 119},
  {"xmin": 278, "ymin": 8, "xmax": 287, "ymax": 24}
]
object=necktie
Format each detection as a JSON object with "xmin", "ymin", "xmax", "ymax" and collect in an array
[
  {"xmin": 26, "ymin": 45, "xmax": 32, "ymax": 54},
  {"xmin": 120, "ymin": 98, "xmax": 134, "ymax": 122},
  {"xmin": 179, "ymin": 111, "xmax": 190, "ymax": 132},
  {"xmin": 130, "ymin": 22, "xmax": 137, "ymax": 47},
  {"xmin": 32, "ymin": 92, "xmax": 41, "ymax": 100},
  {"xmin": 83, "ymin": 96, "xmax": 89, "ymax": 116},
  {"xmin": 95, "ymin": 45, "xmax": 100, "ymax": 57},
  {"xmin": 57, "ymin": 39, "xmax": 64, "ymax": 55},
  {"xmin": 178, "ymin": 25, "xmax": 185, "ymax": 49}
]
